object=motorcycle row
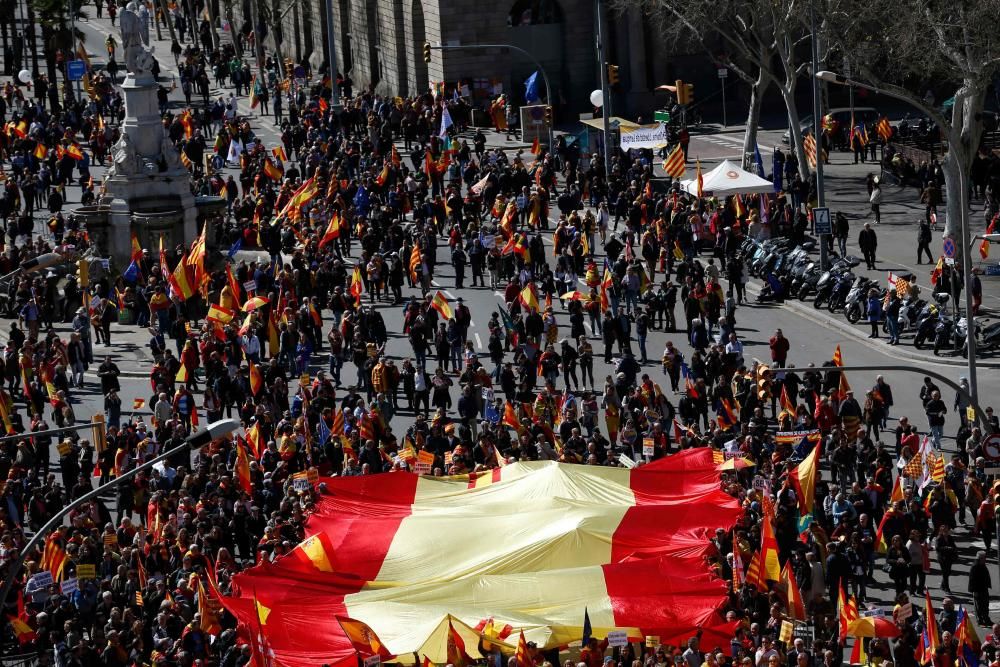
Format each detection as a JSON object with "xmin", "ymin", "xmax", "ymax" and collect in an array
[{"xmin": 741, "ymin": 236, "xmax": 1000, "ymax": 357}]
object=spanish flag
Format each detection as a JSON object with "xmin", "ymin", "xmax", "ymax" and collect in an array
[
  {"xmin": 207, "ymin": 303, "xmax": 234, "ymax": 325},
  {"xmin": 375, "ymin": 163, "xmax": 390, "ymax": 187},
  {"xmin": 0, "ymin": 394, "xmax": 16, "ymax": 435},
  {"xmin": 759, "ymin": 502, "xmax": 781, "ymax": 581},
  {"xmin": 246, "ymin": 422, "xmax": 264, "ymax": 458},
  {"xmin": 335, "ymin": 615, "xmax": 395, "ymax": 659},
  {"xmin": 263, "ymin": 158, "xmax": 283, "ymax": 181},
  {"xmin": 133, "ymin": 398, "xmax": 145, "ymax": 410},
  {"xmin": 788, "ymin": 440, "xmax": 821, "ymax": 514},
  {"xmin": 66, "ymin": 143, "xmax": 85, "ymax": 161},
  {"xmin": 319, "ymin": 213, "xmax": 341, "ymax": 248},
  {"xmin": 235, "ymin": 439, "xmax": 252, "ymax": 493},
  {"xmin": 34, "ymin": 143, "xmax": 47, "ymax": 159},
  {"xmin": 249, "ymin": 362, "xmax": 263, "ymax": 395},
  {"xmin": 431, "ymin": 291, "xmax": 454, "ymax": 320},
  {"xmin": 291, "ymin": 532, "xmax": 338, "ymax": 573},
  {"xmin": 218, "ymin": 449, "xmax": 740, "ymax": 667},
  {"xmin": 169, "ymin": 254, "xmax": 197, "ymax": 300},
  {"xmin": 519, "ymin": 283, "xmax": 540, "ymax": 313},
  {"xmin": 780, "ymin": 562, "xmax": 806, "ymax": 620},
  {"xmin": 8, "ymin": 593, "xmax": 36, "ymax": 645},
  {"xmin": 176, "ymin": 364, "xmax": 189, "ymax": 383},
  {"xmin": 779, "ymin": 385, "xmax": 795, "ymax": 412},
  {"xmin": 350, "ymin": 265, "xmax": 364, "ymax": 306},
  {"xmin": 272, "ymin": 145, "xmax": 288, "ymax": 162}
]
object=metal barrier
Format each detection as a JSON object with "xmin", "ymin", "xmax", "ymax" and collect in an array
[{"xmin": 0, "ymin": 652, "xmax": 40, "ymax": 666}]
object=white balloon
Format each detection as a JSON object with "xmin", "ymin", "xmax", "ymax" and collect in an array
[
  {"xmin": 18, "ymin": 69, "xmax": 31, "ymax": 84},
  {"xmin": 590, "ymin": 89, "xmax": 603, "ymax": 107}
]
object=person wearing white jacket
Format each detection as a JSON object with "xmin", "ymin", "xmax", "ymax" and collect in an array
[{"xmin": 870, "ymin": 178, "xmax": 883, "ymax": 224}]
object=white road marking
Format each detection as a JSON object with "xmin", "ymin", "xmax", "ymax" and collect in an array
[
  {"xmin": 475, "ymin": 333, "xmax": 483, "ymax": 349},
  {"xmin": 444, "ymin": 290, "xmax": 456, "ymax": 299}
]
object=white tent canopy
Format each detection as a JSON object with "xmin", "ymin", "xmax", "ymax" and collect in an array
[{"xmin": 680, "ymin": 159, "xmax": 775, "ymax": 196}]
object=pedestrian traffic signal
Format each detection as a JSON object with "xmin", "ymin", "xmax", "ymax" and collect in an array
[
  {"xmin": 756, "ymin": 364, "xmax": 772, "ymax": 401},
  {"xmin": 607, "ymin": 64, "xmax": 620, "ymax": 86},
  {"xmin": 675, "ymin": 79, "xmax": 694, "ymax": 105},
  {"xmin": 77, "ymin": 258, "xmax": 89, "ymax": 289},
  {"xmin": 544, "ymin": 105, "xmax": 553, "ymax": 124},
  {"xmin": 423, "ymin": 42, "xmax": 432, "ymax": 64}
]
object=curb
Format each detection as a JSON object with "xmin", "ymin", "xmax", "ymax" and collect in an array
[{"xmin": 743, "ymin": 280, "xmax": 1000, "ymax": 369}]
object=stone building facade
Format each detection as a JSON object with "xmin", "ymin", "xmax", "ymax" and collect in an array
[{"xmin": 227, "ymin": 0, "xmax": 724, "ymax": 119}]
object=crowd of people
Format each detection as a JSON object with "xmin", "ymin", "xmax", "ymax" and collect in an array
[{"xmin": 0, "ymin": 8, "xmax": 997, "ymax": 667}]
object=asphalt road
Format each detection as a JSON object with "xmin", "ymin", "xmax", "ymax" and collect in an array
[{"xmin": 9, "ymin": 12, "xmax": 1000, "ymax": 644}]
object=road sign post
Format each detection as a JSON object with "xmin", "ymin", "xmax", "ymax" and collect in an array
[
  {"xmin": 66, "ymin": 59, "xmax": 86, "ymax": 82},
  {"xmin": 813, "ymin": 207, "xmax": 832, "ymax": 236}
]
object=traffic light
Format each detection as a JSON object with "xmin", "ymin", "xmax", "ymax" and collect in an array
[
  {"xmin": 77, "ymin": 258, "xmax": 89, "ymax": 290},
  {"xmin": 683, "ymin": 82, "xmax": 694, "ymax": 105},
  {"xmin": 92, "ymin": 413, "xmax": 107, "ymax": 452},
  {"xmin": 544, "ymin": 105, "xmax": 553, "ymax": 124},
  {"xmin": 423, "ymin": 42, "xmax": 432, "ymax": 64},
  {"xmin": 607, "ymin": 64, "xmax": 620, "ymax": 86},
  {"xmin": 756, "ymin": 364, "xmax": 772, "ymax": 402},
  {"xmin": 675, "ymin": 79, "xmax": 688, "ymax": 105}
]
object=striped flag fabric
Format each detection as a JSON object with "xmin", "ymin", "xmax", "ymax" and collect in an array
[
  {"xmin": 662, "ymin": 144, "xmax": 686, "ymax": 178},
  {"xmin": 876, "ymin": 117, "xmax": 892, "ymax": 141},
  {"xmin": 803, "ymin": 133, "xmax": 818, "ymax": 170},
  {"xmin": 207, "ymin": 304, "xmax": 234, "ymax": 324},
  {"xmin": 218, "ymin": 450, "xmax": 742, "ymax": 666}
]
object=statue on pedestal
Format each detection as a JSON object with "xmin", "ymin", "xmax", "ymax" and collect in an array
[{"xmin": 119, "ymin": 1, "xmax": 154, "ymax": 75}]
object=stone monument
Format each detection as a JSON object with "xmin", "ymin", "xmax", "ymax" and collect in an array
[{"xmin": 88, "ymin": 0, "xmax": 203, "ymax": 265}]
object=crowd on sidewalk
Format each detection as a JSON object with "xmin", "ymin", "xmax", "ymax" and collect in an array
[{"xmin": 0, "ymin": 13, "xmax": 998, "ymax": 667}]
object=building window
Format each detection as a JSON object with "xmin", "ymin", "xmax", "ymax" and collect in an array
[{"xmin": 508, "ymin": 0, "xmax": 562, "ymax": 26}]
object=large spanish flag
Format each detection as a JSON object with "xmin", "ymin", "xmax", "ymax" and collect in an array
[{"xmin": 220, "ymin": 450, "xmax": 740, "ymax": 667}]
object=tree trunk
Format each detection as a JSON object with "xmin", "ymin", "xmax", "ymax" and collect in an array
[
  {"xmin": 778, "ymin": 84, "xmax": 808, "ymax": 180},
  {"xmin": 741, "ymin": 69, "xmax": 769, "ymax": 170},
  {"xmin": 941, "ymin": 85, "xmax": 985, "ymax": 243}
]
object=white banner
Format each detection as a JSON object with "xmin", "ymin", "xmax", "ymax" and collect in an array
[{"xmin": 619, "ymin": 123, "xmax": 668, "ymax": 150}]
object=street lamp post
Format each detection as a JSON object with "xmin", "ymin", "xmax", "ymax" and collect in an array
[
  {"xmin": 816, "ymin": 70, "xmax": 980, "ymax": 405},
  {"xmin": 595, "ymin": 0, "xmax": 613, "ymax": 187},
  {"xmin": 810, "ymin": 0, "xmax": 829, "ymax": 272},
  {"xmin": 0, "ymin": 419, "xmax": 240, "ymax": 613}
]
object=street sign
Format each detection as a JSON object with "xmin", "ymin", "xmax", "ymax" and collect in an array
[
  {"xmin": 653, "ymin": 110, "xmax": 671, "ymax": 123},
  {"xmin": 982, "ymin": 433, "xmax": 1000, "ymax": 461},
  {"xmin": 717, "ymin": 68, "xmax": 728, "ymax": 79},
  {"xmin": 813, "ymin": 207, "xmax": 832, "ymax": 235},
  {"xmin": 986, "ymin": 264, "xmax": 1000, "ymax": 276},
  {"xmin": 66, "ymin": 59, "xmax": 86, "ymax": 81},
  {"xmin": 942, "ymin": 237, "xmax": 956, "ymax": 258}
]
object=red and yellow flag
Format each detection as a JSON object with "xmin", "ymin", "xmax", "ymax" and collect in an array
[
  {"xmin": 350, "ymin": 265, "xmax": 364, "ymax": 306},
  {"xmin": 207, "ymin": 304, "xmax": 234, "ymax": 325},
  {"xmin": 336, "ymin": 615, "xmax": 394, "ymax": 659},
  {"xmin": 235, "ymin": 438, "xmax": 252, "ymax": 494},
  {"xmin": 319, "ymin": 213, "xmax": 341, "ymax": 248},
  {"xmin": 788, "ymin": 440, "xmax": 821, "ymax": 514},
  {"xmin": 759, "ymin": 502, "xmax": 781, "ymax": 581},
  {"xmin": 519, "ymin": 283, "xmax": 540, "ymax": 313},
  {"xmin": 780, "ymin": 562, "xmax": 806, "ymax": 620},
  {"xmin": 431, "ymin": 291, "xmax": 454, "ymax": 320},
  {"xmin": 249, "ymin": 362, "xmax": 263, "ymax": 396}
]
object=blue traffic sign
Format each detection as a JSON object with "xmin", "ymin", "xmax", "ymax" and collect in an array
[
  {"xmin": 942, "ymin": 237, "xmax": 956, "ymax": 258},
  {"xmin": 66, "ymin": 60, "xmax": 86, "ymax": 81}
]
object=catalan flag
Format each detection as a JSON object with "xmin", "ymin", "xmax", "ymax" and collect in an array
[
  {"xmin": 662, "ymin": 144, "xmax": 686, "ymax": 178},
  {"xmin": 876, "ymin": 117, "xmax": 892, "ymax": 141}
]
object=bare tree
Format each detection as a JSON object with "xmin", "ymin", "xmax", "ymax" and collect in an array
[
  {"xmin": 823, "ymin": 0, "xmax": 1000, "ymax": 239},
  {"xmin": 615, "ymin": 0, "xmax": 815, "ymax": 179}
]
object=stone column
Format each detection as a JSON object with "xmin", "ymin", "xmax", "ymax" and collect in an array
[{"xmin": 120, "ymin": 71, "xmax": 163, "ymax": 159}]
